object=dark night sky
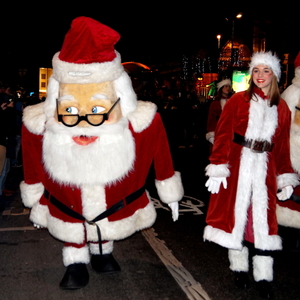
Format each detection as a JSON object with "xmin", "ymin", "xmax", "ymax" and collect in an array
[{"xmin": 1, "ymin": 3, "xmax": 299, "ymax": 70}]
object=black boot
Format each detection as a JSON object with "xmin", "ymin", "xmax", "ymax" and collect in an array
[
  {"xmin": 59, "ymin": 263, "xmax": 89, "ymax": 290},
  {"xmin": 256, "ymin": 280, "xmax": 273, "ymax": 299},
  {"xmin": 233, "ymin": 271, "xmax": 249, "ymax": 289},
  {"xmin": 91, "ymin": 253, "xmax": 121, "ymax": 274}
]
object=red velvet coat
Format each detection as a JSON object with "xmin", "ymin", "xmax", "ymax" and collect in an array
[
  {"xmin": 203, "ymin": 88, "xmax": 299, "ymax": 251},
  {"xmin": 20, "ymin": 101, "xmax": 184, "ymax": 245}
]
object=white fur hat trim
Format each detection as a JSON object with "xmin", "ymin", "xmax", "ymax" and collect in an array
[{"xmin": 249, "ymin": 51, "xmax": 281, "ymax": 82}]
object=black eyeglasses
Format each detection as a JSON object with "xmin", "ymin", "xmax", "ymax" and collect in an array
[{"xmin": 56, "ymin": 98, "xmax": 120, "ymax": 127}]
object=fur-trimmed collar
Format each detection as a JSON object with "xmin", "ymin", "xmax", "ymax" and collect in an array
[{"xmin": 22, "ymin": 100, "xmax": 157, "ymax": 135}]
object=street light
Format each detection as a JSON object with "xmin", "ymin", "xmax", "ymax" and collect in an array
[{"xmin": 217, "ymin": 35, "xmax": 221, "ymax": 49}]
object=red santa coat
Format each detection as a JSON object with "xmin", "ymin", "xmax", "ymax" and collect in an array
[
  {"xmin": 204, "ymin": 87, "xmax": 298, "ymax": 251},
  {"xmin": 206, "ymin": 98, "xmax": 227, "ymax": 136},
  {"xmin": 20, "ymin": 101, "xmax": 184, "ymax": 245}
]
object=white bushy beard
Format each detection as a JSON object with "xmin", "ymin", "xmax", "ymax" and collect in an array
[{"xmin": 42, "ymin": 117, "xmax": 135, "ymax": 187}]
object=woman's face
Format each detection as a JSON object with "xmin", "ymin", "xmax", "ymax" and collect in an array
[
  {"xmin": 222, "ymin": 84, "xmax": 231, "ymax": 95},
  {"xmin": 252, "ymin": 64, "xmax": 274, "ymax": 94}
]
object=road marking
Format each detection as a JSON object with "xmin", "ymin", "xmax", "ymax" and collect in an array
[
  {"xmin": 152, "ymin": 195, "xmax": 205, "ymax": 215},
  {"xmin": 0, "ymin": 226, "xmax": 35, "ymax": 232},
  {"xmin": 142, "ymin": 227, "xmax": 211, "ymax": 300}
]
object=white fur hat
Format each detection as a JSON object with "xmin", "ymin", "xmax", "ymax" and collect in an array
[
  {"xmin": 249, "ymin": 51, "xmax": 281, "ymax": 82},
  {"xmin": 217, "ymin": 78, "xmax": 231, "ymax": 90}
]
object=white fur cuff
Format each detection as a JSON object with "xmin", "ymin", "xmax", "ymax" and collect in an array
[
  {"xmin": 20, "ymin": 181, "xmax": 44, "ymax": 208},
  {"xmin": 276, "ymin": 204, "xmax": 300, "ymax": 229},
  {"xmin": 277, "ymin": 173, "xmax": 299, "ymax": 190},
  {"xmin": 253, "ymin": 255, "xmax": 273, "ymax": 282},
  {"xmin": 205, "ymin": 164, "xmax": 230, "ymax": 177},
  {"xmin": 62, "ymin": 246, "xmax": 90, "ymax": 267},
  {"xmin": 155, "ymin": 171, "xmax": 184, "ymax": 204}
]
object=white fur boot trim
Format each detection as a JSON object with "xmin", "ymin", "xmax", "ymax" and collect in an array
[
  {"xmin": 89, "ymin": 241, "xmax": 114, "ymax": 255},
  {"xmin": 253, "ymin": 255, "xmax": 273, "ymax": 282},
  {"xmin": 62, "ymin": 246, "xmax": 90, "ymax": 267},
  {"xmin": 228, "ymin": 246, "xmax": 249, "ymax": 272}
]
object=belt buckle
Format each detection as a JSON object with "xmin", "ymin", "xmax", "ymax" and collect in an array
[{"xmin": 250, "ymin": 139, "xmax": 264, "ymax": 153}]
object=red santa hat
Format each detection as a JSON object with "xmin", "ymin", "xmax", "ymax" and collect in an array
[
  {"xmin": 217, "ymin": 78, "xmax": 231, "ymax": 90},
  {"xmin": 46, "ymin": 16, "xmax": 137, "ymax": 117},
  {"xmin": 52, "ymin": 16, "xmax": 123, "ymax": 83},
  {"xmin": 294, "ymin": 52, "xmax": 300, "ymax": 70},
  {"xmin": 249, "ymin": 51, "xmax": 281, "ymax": 82}
]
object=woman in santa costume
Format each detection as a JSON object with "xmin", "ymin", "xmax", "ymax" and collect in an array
[
  {"xmin": 20, "ymin": 17, "xmax": 183, "ymax": 290},
  {"xmin": 204, "ymin": 51, "xmax": 299, "ymax": 299},
  {"xmin": 206, "ymin": 78, "xmax": 233, "ymax": 147}
]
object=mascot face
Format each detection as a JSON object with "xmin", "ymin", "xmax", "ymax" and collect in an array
[
  {"xmin": 55, "ymin": 81, "xmax": 123, "ymax": 146},
  {"xmin": 57, "ymin": 81, "xmax": 123, "ymax": 128},
  {"xmin": 43, "ymin": 80, "xmax": 135, "ymax": 185}
]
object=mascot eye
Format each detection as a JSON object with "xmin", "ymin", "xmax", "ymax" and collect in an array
[
  {"xmin": 92, "ymin": 106, "xmax": 105, "ymax": 114},
  {"xmin": 65, "ymin": 107, "xmax": 78, "ymax": 114}
]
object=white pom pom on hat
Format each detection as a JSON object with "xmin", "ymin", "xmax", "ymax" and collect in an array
[{"xmin": 249, "ymin": 51, "xmax": 281, "ymax": 82}]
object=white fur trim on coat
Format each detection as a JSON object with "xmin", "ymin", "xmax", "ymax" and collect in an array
[
  {"xmin": 29, "ymin": 202, "xmax": 48, "ymax": 228},
  {"xmin": 276, "ymin": 204, "xmax": 300, "ymax": 229},
  {"xmin": 155, "ymin": 171, "xmax": 184, "ymax": 204},
  {"xmin": 127, "ymin": 101, "xmax": 157, "ymax": 133},
  {"xmin": 20, "ymin": 181, "xmax": 44, "ymax": 208},
  {"xmin": 22, "ymin": 102, "xmax": 46, "ymax": 135},
  {"xmin": 62, "ymin": 245, "xmax": 90, "ymax": 267}
]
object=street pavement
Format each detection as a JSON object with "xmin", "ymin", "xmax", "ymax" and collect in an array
[{"xmin": 0, "ymin": 104, "xmax": 300, "ymax": 300}]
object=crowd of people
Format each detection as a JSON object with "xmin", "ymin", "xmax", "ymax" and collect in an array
[{"xmin": 0, "ymin": 84, "xmax": 45, "ymax": 210}]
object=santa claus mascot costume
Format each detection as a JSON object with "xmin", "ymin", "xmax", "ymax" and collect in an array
[
  {"xmin": 20, "ymin": 16, "xmax": 184, "ymax": 290},
  {"xmin": 277, "ymin": 52, "xmax": 300, "ymax": 229}
]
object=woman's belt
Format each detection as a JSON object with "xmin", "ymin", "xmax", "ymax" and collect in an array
[{"xmin": 233, "ymin": 133, "xmax": 274, "ymax": 153}]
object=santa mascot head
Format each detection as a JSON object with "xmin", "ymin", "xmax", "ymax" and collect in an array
[{"xmin": 39, "ymin": 16, "xmax": 138, "ymax": 187}]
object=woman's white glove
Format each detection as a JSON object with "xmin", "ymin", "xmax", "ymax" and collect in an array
[
  {"xmin": 168, "ymin": 202, "xmax": 179, "ymax": 222},
  {"xmin": 277, "ymin": 185, "xmax": 293, "ymax": 201},
  {"xmin": 205, "ymin": 177, "xmax": 227, "ymax": 194}
]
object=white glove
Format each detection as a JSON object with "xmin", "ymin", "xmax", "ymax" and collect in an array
[
  {"xmin": 208, "ymin": 137, "xmax": 214, "ymax": 144},
  {"xmin": 205, "ymin": 177, "xmax": 227, "ymax": 194},
  {"xmin": 168, "ymin": 202, "xmax": 179, "ymax": 222},
  {"xmin": 33, "ymin": 223, "xmax": 44, "ymax": 229},
  {"xmin": 277, "ymin": 185, "xmax": 293, "ymax": 201}
]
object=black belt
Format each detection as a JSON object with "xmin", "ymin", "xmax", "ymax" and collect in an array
[
  {"xmin": 43, "ymin": 186, "xmax": 145, "ymax": 255},
  {"xmin": 233, "ymin": 133, "xmax": 274, "ymax": 153}
]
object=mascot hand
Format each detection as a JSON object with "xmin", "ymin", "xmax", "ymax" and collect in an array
[
  {"xmin": 168, "ymin": 202, "xmax": 179, "ymax": 222},
  {"xmin": 33, "ymin": 223, "xmax": 44, "ymax": 229},
  {"xmin": 277, "ymin": 185, "xmax": 293, "ymax": 201},
  {"xmin": 205, "ymin": 177, "xmax": 227, "ymax": 194}
]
